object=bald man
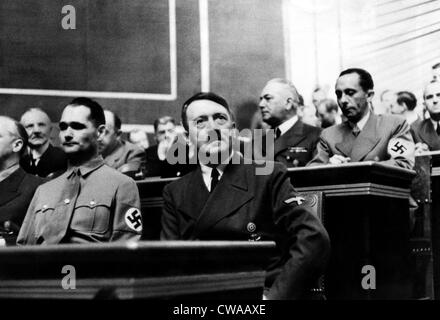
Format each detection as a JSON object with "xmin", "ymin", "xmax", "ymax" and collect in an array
[
  {"xmin": 20, "ymin": 108, "xmax": 67, "ymax": 178},
  {"xmin": 0, "ymin": 116, "xmax": 43, "ymax": 245},
  {"xmin": 98, "ymin": 110, "xmax": 145, "ymax": 178}
]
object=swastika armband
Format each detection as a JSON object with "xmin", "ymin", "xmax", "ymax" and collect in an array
[
  {"xmin": 387, "ymin": 138, "xmax": 414, "ymax": 158},
  {"xmin": 124, "ymin": 208, "xmax": 143, "ymax": 232}
]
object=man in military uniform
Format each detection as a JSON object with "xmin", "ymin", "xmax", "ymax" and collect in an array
[
  {"xmin": 258, "ymin": 78, "xmax": 322, "ymax": 167},
  {"xmin": 99, "ymin": 109, "xmax": 145, "ymax": 178},
  {"xmin": 17, "ymin": 97, "xmax": 142, "ymax": 245},
  {"xmin": 161, "ymin": 92, "xmax": 330, "ymax": 300}
]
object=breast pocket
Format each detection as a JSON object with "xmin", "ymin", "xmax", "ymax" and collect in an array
[{"xmin": 70, "ymin": 197, "xmax": 113, "ymax": 234}]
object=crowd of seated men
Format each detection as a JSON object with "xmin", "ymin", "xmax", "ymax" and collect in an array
[{"xmin": 1, "ymin": 64, "xmax": 440, "ymax": 299}]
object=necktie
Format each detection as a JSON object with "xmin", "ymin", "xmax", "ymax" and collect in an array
[
  {"xmin": 210, "ymin": 168, "xmax": 219, "ymax": 192},
  {"xmin": 275, "ymin": 127, "xmax": 282, "ymax": 139},
  {"xmin": 437, "ymin": 122, "xmax": 440, "ymax": 136},
  {"xmin": 352, "ymin": 124, "xmax": 360, "ymax": 137}
]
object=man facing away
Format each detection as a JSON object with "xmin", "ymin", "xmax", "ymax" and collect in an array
[
  {"xmin": 308, "ymin": 68, "xmax": 414, "ymax": 169},
  {"xmin": 0, "ymin": 116, "xmax": 43, "ymax": 245},
  {"xmin": 20, "ymin": 108, "xmax": 67, "ymax": 178},
  {"xmin": 17, "ymin": 98, "xmax": 142, "ymax": 245},
  {"xmin": 161, "ymin": 92, "xmax": 330, "ymax": 300}
]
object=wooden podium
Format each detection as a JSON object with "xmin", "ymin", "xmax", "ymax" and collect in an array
[
  {"xmin": 288, "ymin": 162, "xmax": 416, "ymax": 299},
  {"xmin": 0, "ymin": 241, "xmax": 274, "ymax": 299}
]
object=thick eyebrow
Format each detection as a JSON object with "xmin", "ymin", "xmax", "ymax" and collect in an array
[{"xmin": 260, "ymin": 94, "xmax": 272, "ymax": 100}]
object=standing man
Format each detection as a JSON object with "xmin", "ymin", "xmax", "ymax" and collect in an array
[
  {"xmin": 0, "ymin": 116, "xmax": 42, "ymax": 244},
  {"xmin": 20, "ymin": 108, "xmax": 67, "ymax": 178},
  {"xmin": 99, "ymin": 109, "xmax": 145, "ymax": 178},
  {"xmin": 411, "ymin": 81, "xmax": 440, "ymax": 154},
  {"xmin": 161, "ymin": 92, "xmax": 330, "ymax": 300},
  {"xmin": 308, "ymin": 68, "xmax": 414, "ymax": 169},
  {"xmin": 17, "ymin": 97, "xmax": 142, "ymax": 245},
  {"xmin": 258, "ymin": 78, "xmax": 321, "ymax": 167}
]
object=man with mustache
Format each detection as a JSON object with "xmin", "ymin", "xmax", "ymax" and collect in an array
[
  {"xmin": 20, "ymin": 108, "xmax": 67, "ymax": 178},
  {"xmin": 161, "ymin": 92, "xmax": 330, "ymax": 300},
  {"xmin": 308, "ymin": 68, "xmax": 414, "ymax": 169},
  {"xmin": 411, "ymin": 81, "xmax": 440, "ymax": 155},
  {"xmin": 17, "ymin": 97, "xmax": 142, "ymax": 245}
]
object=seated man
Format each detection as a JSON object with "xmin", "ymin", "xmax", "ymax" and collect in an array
[
  {"xmin": 144, "ymin": 116, "xmax": 196, "ymax": 177},
  {"xmin": 0, "ymin": 116, "xmax": 43, "ymax": 245},
  {"xmin": 258, "ymin": 78, "xmax": 321, "ymax": 167},
  {"xmin": 99, "ymin": 109, "xmax": 145, "ymax": 178},
  {"xmin": 17, "ymin": 98, "xmax": 142, "ymax": 245},
  {"xmin": 316, "ymin": 99, "xmax": 342, "ymax": 128},
  {"xmin": 308, "ymin": 68, "xmax": 414, "ymax": 169},
  {"xmin": 411, "ymin": 81, "xmax": 440, "ymax": 155},
  {"xmin": 20, "ymin": 108, "xmax": 67, "ymax": 178},
  {"xmin": 161, "ymin": 92, "xmax": 330, "ymax": 300}
]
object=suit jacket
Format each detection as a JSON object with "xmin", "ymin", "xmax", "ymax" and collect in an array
[
  {"xmin": 103, "ymin": 139, "xmax": 145, "ymax": 174},
  {"xmin": 258, "ymin": 120, "xmax": 321, "ymax": 167},
  {"xmin": 411, "ymin": 118, "xmax": 440, "ymax": 151},
  {"xmin": 308, "ymin": 113, "xmax": 414, "ymax": 169},
  {"xmin": 0, "ymin": 168, "xmax": 43, "ymax": 243},
  {"xmin": 161, "ymin": 160, "xmax": 330, "ymax": 300},
  {"xmin": 20, "ymin": 144, "xmax": 67, "ymax": 178}
]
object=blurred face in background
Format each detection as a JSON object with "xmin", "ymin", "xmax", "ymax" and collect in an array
[
  {"xmin": 20, "ymin": 109, "xmax": 51, "ymax": 149},
  {"xmin": 98, "ymin": 110, "xmax": 120, "ymax": 155},
  {"xmin": 317, "ymin": 102, "xmax": 337, "ymax": 128},
  {"xmin": 155, "ymin": 121, "xmax": 176, "ymax": 144}
]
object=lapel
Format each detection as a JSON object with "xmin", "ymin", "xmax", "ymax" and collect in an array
[
  {"xmin": 274, "ymin": 120, "xmax": 307, "ymax": 156},
  {"xmin": 191, "ymin": 161, "xmax": 254, "ymax": 239},
  {"xmin": 420, "ymin": 119, "xmax": 440, "ymax": 150},
  {"xmin": 180, "ymin": 168, "xmax": 210, "ymax": 220},
  {"xmin": 350, "ymin": 113, "xmax": 381, "ymax": 162},
  {"xmin": 335, "ymin": 122, "xmax": 356, "ymax": 157},
  {"xmin": 0, "ymin": 168, "xmax": 25, "ymax": 207}
]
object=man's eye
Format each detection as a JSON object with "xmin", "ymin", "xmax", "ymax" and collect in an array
[
  {"xmin": 426, "ymin": 95, "xmax": 433, "ymax": 100},
  {"xmin": 335, "ymin": 91, "xmax": 342, "ymax": 99},
  {"xmin": 59, "ymin": 122, "xmax": 68, "ymax": 131}
]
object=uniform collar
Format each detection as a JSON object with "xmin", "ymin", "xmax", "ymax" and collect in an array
[
  {"xmin": 277, "ymin": 115, "xmax": 298, "ymax": 136},
  {"xmin": 0, "ymin": 163, "xmax": 19, "ymax": 183},
  {"xmin": 67, "ymin": 155, "xmax": 105, "ymax": 179}
]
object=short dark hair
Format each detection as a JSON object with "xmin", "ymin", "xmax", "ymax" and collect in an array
[
  {"xmin": 67, "ymin": 97, "xmax": 105, "ymax": 128},
  {"xmin": 318, "ymin": 99, "xmax": 339, "ymax": 113},
  {"xmin": 154, "ymin": 116, "xmax": 176, "ymax": 133},
  {"xmin": 339, "ymin": 68, "xmax": 374, "ymax": 92},
  {"xmin": 181, "ymin": 92, "xmax": 231, "ymax": 131},
  {"xmin": 396, "ymin": 91, "xmax": 417, "ymax": 111}
]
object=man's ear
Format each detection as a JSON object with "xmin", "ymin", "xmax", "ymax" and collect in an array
[
  {"xmin": 12, "ymin": 139, "xmax": 24, "ymax": 154},
  {"xmin": 97, "ymin": 124, "xmax": 106, "ymax": 138},
  {"xmin": 366, "ymin": 90, "xmax": 375, "ymax": 102}
]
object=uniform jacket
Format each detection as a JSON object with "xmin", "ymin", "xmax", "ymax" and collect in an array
[
  {"xmin": 20, "ymin": 144, "xmax": 67, "ymax": 178},
  {"xmin": 258, "ymin": 120, "xmax": 321, "ymax": 168},
  {"xmin": 103, "ymin": 139, "xmax": 145, "ymax": 174},
  {"xmin": 411, "ymin": 118, "xmax": 440, "ymax": 151},
  {"xmin": 17, "ymin": 156, "xmax": 142, "ymax": 245},
  {"xmin": 161, "ymin": 159, "xmax": 330, "ymax": 300},
  {"xmin": 0, "ymin": 168, "xmax": 43, "ymax": 238},
  {"xmin": 307, "ymin": 113, "xmax": 414, "ymax": 169}
]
